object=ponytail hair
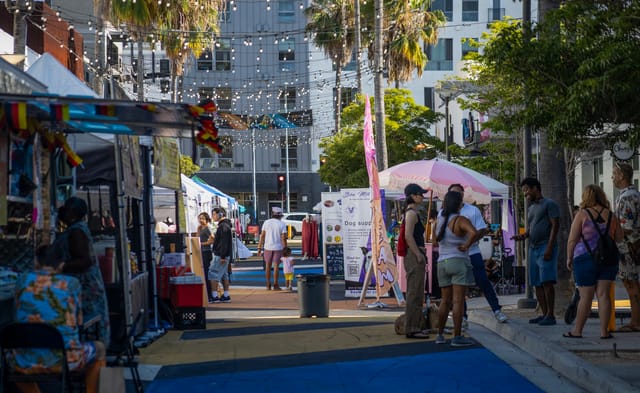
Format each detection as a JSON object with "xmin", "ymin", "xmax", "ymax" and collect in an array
[{"xmin": 436, "ymin": 191, "xmax": 463, "ymax": 242}]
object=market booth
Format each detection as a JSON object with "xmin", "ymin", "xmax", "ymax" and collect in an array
[{"xmin": 0, "ymin": 53, "xmax": 222, "ymax": 346}]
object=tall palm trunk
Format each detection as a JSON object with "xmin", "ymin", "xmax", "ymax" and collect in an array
[
  {"xmin": 373, "ymin": 0, "xmax": 387, "ymax": 169},
  {"xmin": 137, "ymin": 40, "xmax": 144, "ymax": 101},
  {"xmin": 6, "ymin": 0, "xmax": 27, "ymax": 70},
  {"xmin": 537, "ymin": 0, "xmax": 571, "ymax": 312}
]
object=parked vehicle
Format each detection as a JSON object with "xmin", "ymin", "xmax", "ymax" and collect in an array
[{"xmin": 281, "ymin": 212, "xmax": 315, "ymax": 238}]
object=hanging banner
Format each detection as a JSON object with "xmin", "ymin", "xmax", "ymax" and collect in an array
[
  {"xmin": 340, "ymin": 188, "xmax": 376, "ymax": 298},
  {"xmin": 153, "ymin": 137, "xmax": 181, "ymax": 190},
  {"xmin": 362, "ymin": 97, "xmax": 399, "ymax": 300},
  {"xmin": 321, "ymin": 192, "xmax": 343, "ymax": 280},
  {"xmin": 120, "ymin": 135, "xmax": 143, "ymax": 198}
]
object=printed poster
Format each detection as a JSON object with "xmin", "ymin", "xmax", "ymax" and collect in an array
[{"xmin": 340, "ymin": 188, "xmax": 376, "ymax": 298}]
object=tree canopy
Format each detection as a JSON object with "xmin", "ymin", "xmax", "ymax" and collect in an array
[
  {"xmin": 318, "ymin": 89, "xmax": 442, "ymax": 188},
  {"xmin": 462, "ymin": 1, "xmax": 640, "ymax": 149}
]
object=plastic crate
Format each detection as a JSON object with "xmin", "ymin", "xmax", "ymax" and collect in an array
[
  {"xmin": 170, "ymin": 283, "xmax": 203, "ymax": 307},
  {"xmin": 174, "ymin": 307, "xmax": 206, "ymax": 330}
]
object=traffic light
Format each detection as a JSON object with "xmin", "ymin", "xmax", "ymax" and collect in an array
[{"xmin": 277, "ymin": 174, "xmax": 285, "ymax": 193}]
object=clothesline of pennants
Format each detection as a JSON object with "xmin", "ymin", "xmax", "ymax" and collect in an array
[{"xmin": 0, "ymin": 99, "xmax": 223, "ymax": 167}]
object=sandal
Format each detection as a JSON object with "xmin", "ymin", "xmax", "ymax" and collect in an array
[
  {"xmin": 600, "ymin": 334, "xmax": 614, "ymax": 339},
  {"xmin": 562, "ymin": 332, "xmax": 582, "ymax": 338},
  {"xmin": 406, "ymin": 331, "xmax": 429, "ymax": 339},
  {"xmin": 615, "ymin": 325, "xmax": 640, "ymax": 333}
]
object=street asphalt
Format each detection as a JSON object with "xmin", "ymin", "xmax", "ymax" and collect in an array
[{"xmin": 126, "ymin": 243, "xmax": 640, "ymax": 393}]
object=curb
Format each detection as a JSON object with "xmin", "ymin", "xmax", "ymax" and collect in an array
[{"xmin": 468, "ymin": 309, "xmax": 637, "ymax": 393}]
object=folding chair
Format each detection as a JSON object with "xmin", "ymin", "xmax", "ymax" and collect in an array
[{"xmin": 0, "ymin": 322, "xmax": 88, "ymax": 393}]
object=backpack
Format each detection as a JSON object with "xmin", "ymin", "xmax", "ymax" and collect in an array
[
  {"xmin": 397, "ymin": 220, "xmax": 407, "ymax": 257},
  {"xmin": 580, "ymin": 208, "xmax": 619, "ymax": 266}
]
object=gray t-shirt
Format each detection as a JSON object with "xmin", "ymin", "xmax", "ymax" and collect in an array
[{"xmin": 527, "ymin": 197, "xmax": 560, "ymax": 246}]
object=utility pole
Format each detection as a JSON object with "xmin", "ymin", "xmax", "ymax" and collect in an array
[
  {"xmin": 354, "ymin": 0, "xmax": 362, "ymax": 93},
  {"xmin": 373, "ymin": 0, "xmax": 387, "ymax": 169},
  {"xmin": 517, "ymin": 0, "xmax": 537, "ymax": 309},
  {"xmin": 5, "ymin": 0, "xmax": 28, "ymax": 70}
]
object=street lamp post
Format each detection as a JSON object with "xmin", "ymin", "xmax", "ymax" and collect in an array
[
  {"xmin": 283, "ymin": 84, "xmax": 291, "ymax": 213},
  {"xmin": 436, "ymin": 81, "xmax": 460, "ymax": 160}
]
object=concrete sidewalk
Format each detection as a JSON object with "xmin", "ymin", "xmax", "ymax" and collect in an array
[{"xmin": 137, "ymin": 283, "xmax": 640, "ymax": 393}]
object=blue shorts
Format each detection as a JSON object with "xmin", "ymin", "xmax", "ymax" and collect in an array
[
  {"xmin": 528, "ymin": 243, "xmax": 558, "ymax": 286},
  {"xmin": 573, "ymin": 252, "xmax": 618, "ymax": 287},
  {"xmin": 208, "ymin": 254, "xmax": 230, "ymax": 282}
]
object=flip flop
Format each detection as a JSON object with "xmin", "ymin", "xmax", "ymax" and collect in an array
[
  {"xmin": 562, "ymin": 332, "xmax": 582, "ymax": 338},
  {"xmin": 615, "ymin": 325, "xmax": 640, "ymax": 333},
  {"xmin": 600, "ymin": 334, "xmax": 614, "ymax": 339}
]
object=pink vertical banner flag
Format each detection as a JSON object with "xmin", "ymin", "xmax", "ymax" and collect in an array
[{"xmin": 363, "ymin": 96, "xmax": 398, "ymax": 299}]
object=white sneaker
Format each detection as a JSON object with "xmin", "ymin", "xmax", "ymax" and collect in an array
[
  {"xmin": 435, "ymin": 334, "xmax": 447, "ymax": 344},
  {"xmin": 494, "ymin": 310, "xmax": 508, "ymax": 323}
]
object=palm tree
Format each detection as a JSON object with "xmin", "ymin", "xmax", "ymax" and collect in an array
[
  {"xmin": 361, "ymin": 0, "xmax": 445, "ymax": 85},
  {"xmin": 305, "ymin": 0, "xmax": 355, "ymax": 134},
  {"xmin": 4, "ymin": 0, "xmax": 29, "ymax": 70},
  {"xmin": 156, "ymin": 0, "xmax": 221, "ymax": 103},
  {"xmin": 110, "ymin": 0, "xmax": 159, "ymax": 101}
]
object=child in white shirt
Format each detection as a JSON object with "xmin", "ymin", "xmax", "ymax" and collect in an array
[{"xmin": 281, "ymin": 247, "xmax": 295, "ymax": 291}]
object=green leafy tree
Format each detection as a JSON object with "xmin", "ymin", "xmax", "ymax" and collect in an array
[{"xmin": 318, "ymin": 89, "xmax": 442, "ymax": 188}]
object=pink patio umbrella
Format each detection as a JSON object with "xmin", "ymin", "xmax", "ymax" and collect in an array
[{"xmin": 379, "ymin": 158, "xmax": 493, "ymax": 204}]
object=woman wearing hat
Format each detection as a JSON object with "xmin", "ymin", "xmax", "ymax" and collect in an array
[
  {"xmin": 402, "ymin": 183, "xmax": 430, "ymax": 338},
  {"xmin": 51, "ymin": 196, "xmax": 110, "ymax": 347}
]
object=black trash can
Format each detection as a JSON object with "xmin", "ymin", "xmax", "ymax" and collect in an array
[{"xmin": 297, "ymin": 274, "xmax": 330, "ymax": 318}]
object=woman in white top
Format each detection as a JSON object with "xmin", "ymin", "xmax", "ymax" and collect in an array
[{"xmin": 433, "ymin": 191, "xmax": 479, "ymax": 347}]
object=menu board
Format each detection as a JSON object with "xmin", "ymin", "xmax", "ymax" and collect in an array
[{"xmin": 321, "ymin": 192, "xmax": 343, "ymax": 280}]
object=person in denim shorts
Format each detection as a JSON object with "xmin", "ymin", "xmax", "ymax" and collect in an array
[
  {"xmin": 512, "ymin": 177, "xmax": 560, "ymax": 326},
  {"xmin": 434, "ymin": 191, "xmax": 479, "ymax": 347}
]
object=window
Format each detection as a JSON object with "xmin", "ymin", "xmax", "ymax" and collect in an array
[
  {"xmin": 278, "ymin": 0, "xmax": 295, "ymax": 23},
  {"xmin": 424, "ymin": 87, "xmax": 434, "ymax": 110},
  {"xmin": 197, "ymin": 49, "xmax": 213, "ymax": 71},
  {"xmin": 430, "ymin": 0, "xmax": 453, "ymax": 21},
  {"xmin": 199, "ymin": 87, "xmax": 233, "ymax": 111},
  {"xmin": 334, "ymin": 87, "xmax": 356, "ymax": 111},
  {"xmin": 199, "ymin": 136, "xmax": 233, "ymax": 169},
  {"xmin": 343, "ymin": 51, "xmax": 358, "ymax": 71},
  {"xmin": 279, "ymin": 38, "xmax": 295, "ymax": 71},
  {"xmin": 219, "ymin": 0, "xmax": 231, "ymax": 23},
  {"xmin": 280, "ymin": 135, "xmax": 298, "ymax": 169},
  {"xmin": 215, "ymin": 39, "xmax": 232, "ymax": 71},
  {"xmin": 462, "ymin": 0, "xmax": 478, "ymax": 22},
  {"xmin": 461, "ymin": 38, "xmax": 478, "ymax": 59},
  {"xmin": 279, "ymin": 87, "xmax": 296, "ymax": 110},
  {"xmin": 425, "ymin": 39, "xmax": 453, "ymax": 71}
]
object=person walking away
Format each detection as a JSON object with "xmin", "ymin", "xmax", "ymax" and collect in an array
[
  {"xmin": 564, "ymin": 184, "xmax": 622, "ymax": 338},
  {"xmin": 281, "ymin": 247, "xmax": 295, "ymax": 290},
  {"xmin": 13, "ymin": 245, "xmax": 106, "ymax": 393},
  {"xmin": 434, "ymin": 191, "xmax": 479, "ymax": 346},
  {"xmin": 448, "ymin": 184, "xmax": 508, "ymax": 323},
  {"xmin": 197, "ymin": 212, "xmax": 215, "ymax": 303},
  {"xmin": 257, "ymin": 207, "xmax": 287, "ymax": 290},
  {"xmin": 612, "ymin": 162, "xmax": 640, "ymax": 332},
  {"xmin": 402, "ymin": 183, "xmax": 430, "ymax": 339},
  {"xmin": 512, "ymin": 177, "xmax": 560, "ymax": 326},
  {"xmin": 52, "ymin": 196, "xmax": 110, "ymax": 347},
  {"xmin": 209, "ymin": 207, "xmax": 233, "ymax": 303}
]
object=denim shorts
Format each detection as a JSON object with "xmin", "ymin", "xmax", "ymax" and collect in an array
[
  {"xmin": 208, "ymin": 254, "xmax": 229, "ymax": 282},
  {"xmin": 437, "ymin": 257, "xmax": 475, "ymax": 287},
  {"xmin": 528, "ymin": 243, "xmax": 558, "ymax": 286},
  {"xmin": 573, "ymin": 252, "xmax": 618, "ymax": 287}
]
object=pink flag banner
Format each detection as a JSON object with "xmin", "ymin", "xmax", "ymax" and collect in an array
[{"xmin": 363, "ymin": 96, "xmax": 398, "ymax": 300}]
